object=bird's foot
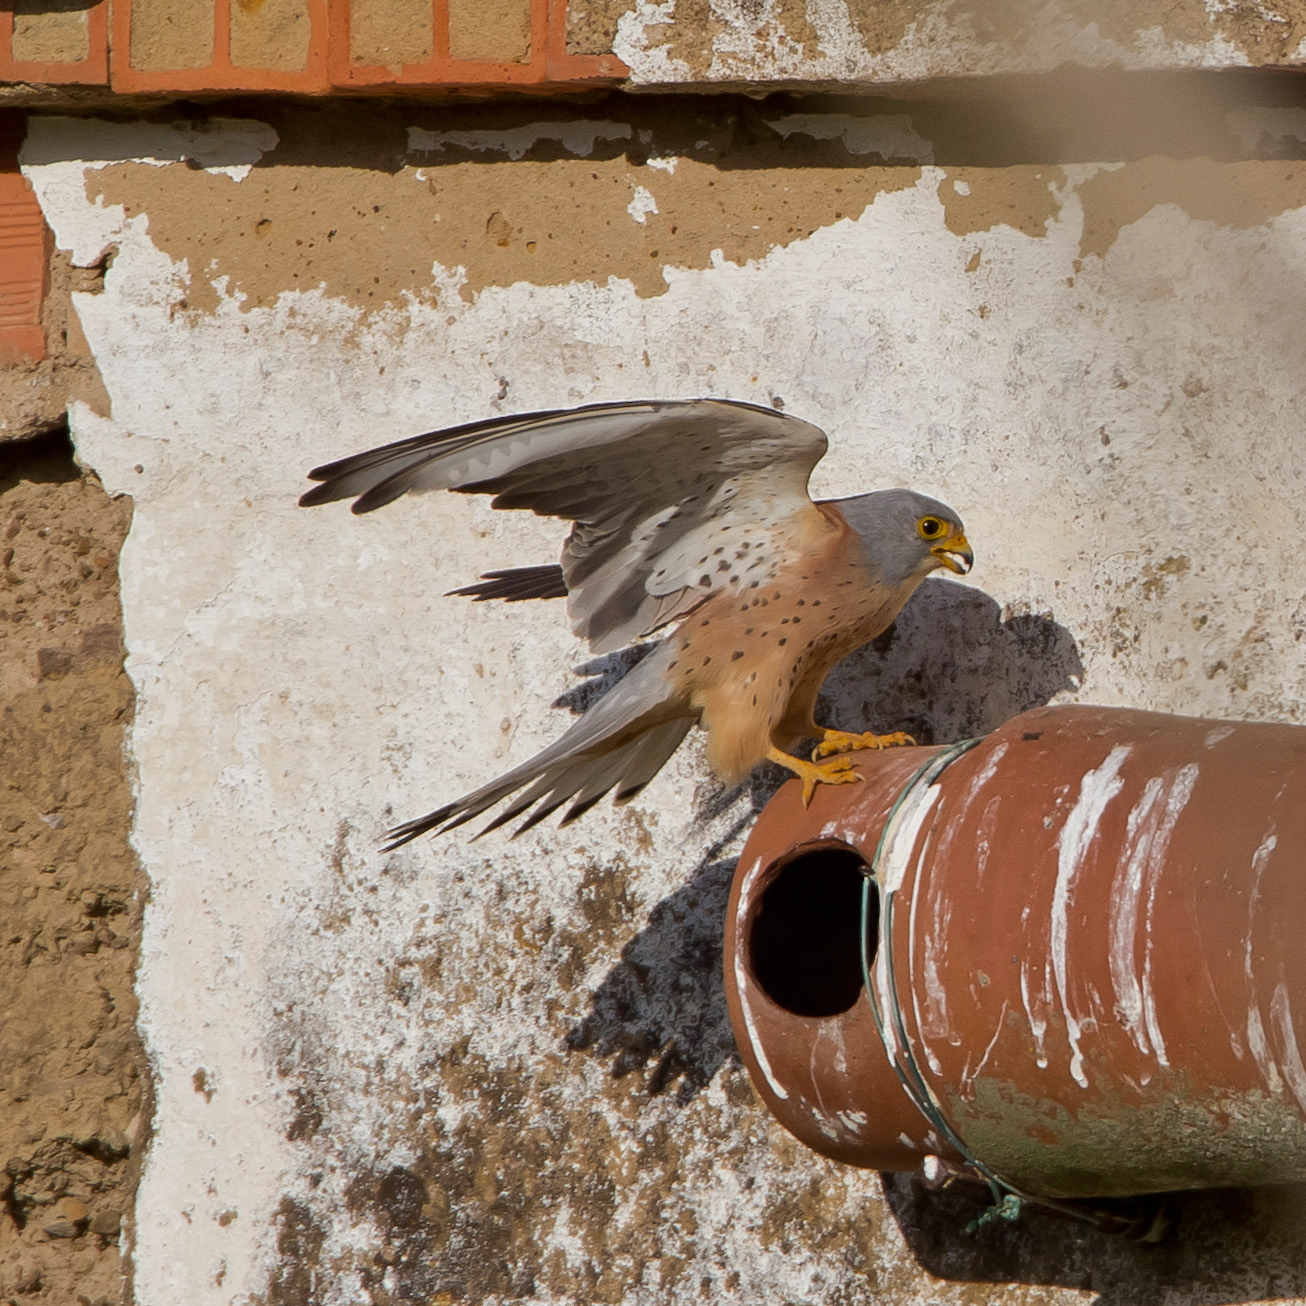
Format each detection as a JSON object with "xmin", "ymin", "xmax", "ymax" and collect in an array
[
  {"xmin": 811, "ymin": 728, "xmax": 916, "ymax": 762},
  {"xmin": 768, "ymin": 747, "xmax": 864, "ymax": 807}
]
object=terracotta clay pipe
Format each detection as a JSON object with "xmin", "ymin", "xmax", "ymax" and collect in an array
[{"xmin": 725, "ymin": 704, "xmax": 1306, "ymax": 1204}]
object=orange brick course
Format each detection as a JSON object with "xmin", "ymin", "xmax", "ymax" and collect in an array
[
  {"xmin": 328, "ymin": 0, "xmax": 625, "ymax": 91},
  {"xmin": 85, "ymin": 0, "xmax": 624, "ymax": 94},
  {"xmin": 0, "ymin": 118, "xmax": 48, "ymax": 362}
]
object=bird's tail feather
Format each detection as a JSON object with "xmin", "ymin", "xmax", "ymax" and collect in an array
[
  {"xmin": 446, "ymin": 565, "xmax": 568, "ymax": 603},
  {"xmin": 383, "ymin": 653, "xmax": 692, "ymax": 847}
]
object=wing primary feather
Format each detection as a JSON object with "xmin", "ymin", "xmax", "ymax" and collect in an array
[
  {"xmin": 305, "ymin": 407, "xmax": 572, "ymax": 485},
  {"xmin": 447, "ymin": 566, "xmax": 568, "ymax": 603}
]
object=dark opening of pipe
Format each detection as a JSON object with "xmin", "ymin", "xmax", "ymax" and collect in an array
[{"xmin": 746, "ymin": 844, "xmax": 874, "ymax": 1018}]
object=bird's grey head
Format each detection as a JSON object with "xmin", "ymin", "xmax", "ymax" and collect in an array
[{"xmin": 833, "ymin": 488, "xmax": 973, "ymax": 588}]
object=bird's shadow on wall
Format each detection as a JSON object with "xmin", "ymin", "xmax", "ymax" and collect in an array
[{"xmin": 562, "ymin": 577, "xmax": 1085, "ymax": 1103}]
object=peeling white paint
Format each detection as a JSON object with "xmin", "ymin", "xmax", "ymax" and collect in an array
[
  {"xmin": 627, "ymin": 185, "xmax": 660, "ymax": 223},
  {"xmin": 613, "ymin": 1, "xmax": 692, "ymax": 81}
]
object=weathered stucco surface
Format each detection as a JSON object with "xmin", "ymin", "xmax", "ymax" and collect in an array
[
  {"xmin": 585, "ymin": 0, "xmax": 1306, "ymax": 86},
  {"xmin": 0, "ymin": 432, "xmax": 145, "ymax": 1306},
  {"xmin": 16, "ymin": 92, "xmax": 1306, "ymax": 1303}
]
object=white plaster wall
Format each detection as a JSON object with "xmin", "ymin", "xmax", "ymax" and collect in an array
[{"xmin": 21, "ymin": 114, "xmax": 1306, "ymax": 1304}]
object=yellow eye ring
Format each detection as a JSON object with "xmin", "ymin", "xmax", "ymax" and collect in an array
[{"xmin": 917, "ymin": 516, "xmax": 946, "ymax": 540}]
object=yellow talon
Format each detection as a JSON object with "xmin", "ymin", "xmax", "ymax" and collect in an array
[
  {"xmin": 767, "ymin": 747, "xmax": 865, "ymax": 807},
  {"xmin": 812, "ymin": 729, "xmax": 917, "ymax": 762}
]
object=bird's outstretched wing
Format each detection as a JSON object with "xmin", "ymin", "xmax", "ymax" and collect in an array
[{"xmin": 302, "ymin": 399, "xmax": 830, "ymax": 653}]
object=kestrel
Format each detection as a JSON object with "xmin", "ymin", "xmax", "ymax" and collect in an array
[{"xmin": 301, "ymin": 399, "xmax": 972, "ymax": 845}]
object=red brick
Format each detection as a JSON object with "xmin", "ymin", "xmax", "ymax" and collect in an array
[{"xmin": 0, "ymin": 118, "xmax": 48, "ymax": 364}]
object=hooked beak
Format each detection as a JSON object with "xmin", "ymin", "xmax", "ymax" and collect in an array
[{"xmin": 931, "ymin": 530, "xmax": 973, "ymax": 576}]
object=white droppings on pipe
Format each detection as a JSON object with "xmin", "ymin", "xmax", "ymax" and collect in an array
[
  {"xmin": 1109, "ymin": 764, "xmax": 1197, "ymax": 1066},
  {"xmin": 737, "ymin": 986, "xmax": 789, "ymax": 1102},
  {"xmin": 733, "ymin": 852, "xmax": 788, "ymax": 1101},
  {"xmin": 960, "ymin": 740, "xmax": 1009, "ymax": 812},
  {"xmin": 1140, "ymin": 766, "xmax": 1198, "ymax": 1067},
  {"xmin": 974, "ymin": 795, "xmax": 1001, "ymax": 884},
  {"xmin": 1271, "ymin": 979, "xmax": 1306, "ymax": 1114},
  {"xmin": 1110, "ymin": 776, "xmax": 1165, "ymax": 1053},
  {"xmin": 879, "ymin": 786, "xmax": 941, "ymax": 896},
  {"xmin": 1247, "ymin": 1005, "xmax": 1283, "ymax": 1095},
  {"xmin": 1204, "ymin": 725, "xmax": 1234, "ymax": 748},
  {"xmin": 1020, "ymin": 959, "xmax": 1049, "ymax": 1069},
  {"xmin": 1245, "ymin": 831, "xmax": 1281, "ymax": 1095},
  {"xmin": 813, "ymin": 1114, "xmax": 843, "ymax": 1142},
  {"xmin": 1052, "ymin": 744, "xmax": 1131, "ymax": 1088},
  {"xmin": 922, "ymin": 938, "xmax": 948, "ymax": 1042},
  {"xmin": 961, "ymin": 1001, "xmax": 1009, "ymax": 1093},
  {"xmin": 871, "ymin": 783, "xmax": 942, "ymax": 1066},
  {"xmin": 906, "ymin": 820, "xmax": 945, "ymax": 1076},
  {"xmin": 809, "ymin": 1033, "xmax": 829, "ymax": 1120},
  {"xmin": 921, "ymin": 892, "xmax": 953, "ymax": 1044},
  {"xmin": 874, "ymin": 942, "xmax": 901, "ymax": 1063}
]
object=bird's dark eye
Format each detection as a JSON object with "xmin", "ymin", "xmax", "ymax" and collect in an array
[{"xmin": 918, "ymin": 517, "xmax": 944, "ymax": 539}]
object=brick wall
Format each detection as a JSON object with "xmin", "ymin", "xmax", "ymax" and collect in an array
[{"xmin": 0, "ymin": 0, "xmax": 624, "ymax": 95}]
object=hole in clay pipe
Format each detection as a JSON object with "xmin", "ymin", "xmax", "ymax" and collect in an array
[{"xmin": 747, "ymin": 844, "xmax": 873, "ymax": 1018}]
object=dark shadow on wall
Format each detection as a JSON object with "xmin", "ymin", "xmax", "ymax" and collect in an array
[
  {"xmin": 882, "ymin": 1172, "xmax": 1306, "ymax": 1306},
  {"xmin": 563, "ymin": 577, "xmax": 1084, "ymax": 1103}
]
